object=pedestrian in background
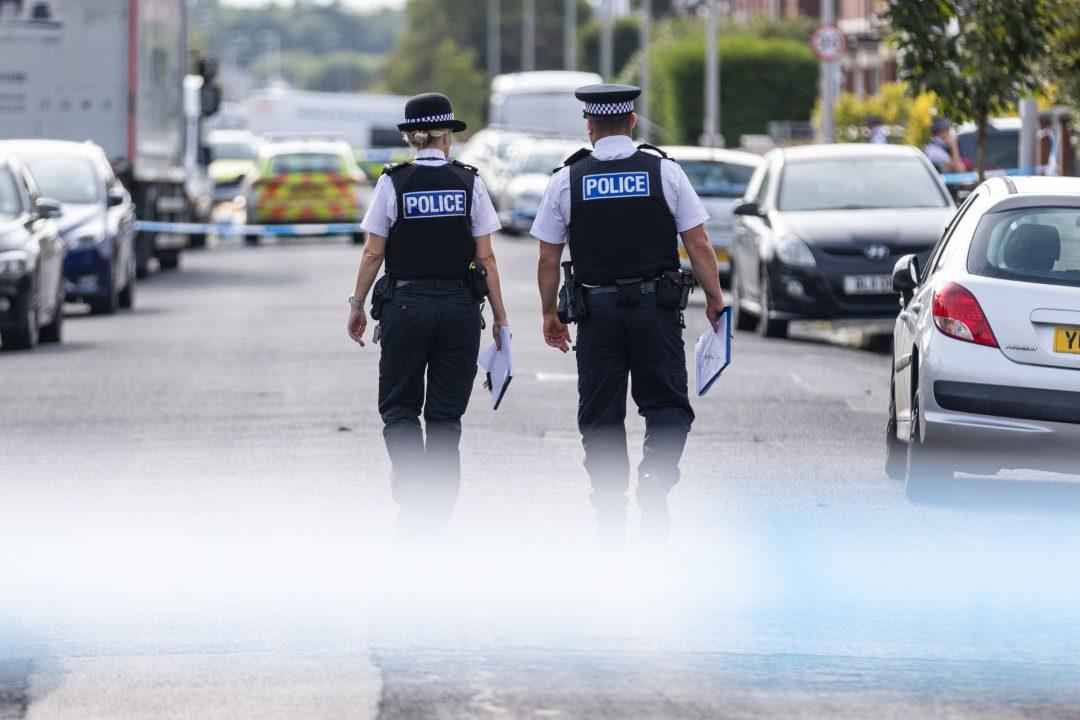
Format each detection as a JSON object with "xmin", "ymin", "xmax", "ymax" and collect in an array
[
  {"xmin": 865, "ymin": 115, "xmax": 888, "ymax": 144},
  {"xmin": 346, "ymin": 93, "xmax": 509, "ymax": 538},
  {"xmin": 531, "ymin": 84, "xmax": 725, "ymax": 547},
  {"xmin": 924, "ymin": 119, "xmax": 966, "ymax": 174}
]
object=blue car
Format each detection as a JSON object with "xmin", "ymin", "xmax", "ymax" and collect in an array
[{"xmin": 0, "ymin": 140, "xmax": 137, "ymax": 314}]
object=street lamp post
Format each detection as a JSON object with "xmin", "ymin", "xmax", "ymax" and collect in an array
[
  {"xmin": 639, "ymin": 0, "xmax": 651, "ymax": 142},
  {"xmin": 523, "ymin": 0, "xmax": 536, "ymax": 72},
  {"xmin": 702, "ymin": 0, "xmax": 722, "ymax": 147},
  {"xmin": 488, "ymin": 0, "xmax": 501, "ymax": 79},
  {"xmin": 600, "ymin": 0, "xmax": 613, "ymax": 81},
  {"xmin": 564, "ymin": 0, "xmax": 577, "ymax": 71},
  {"xmin": 820, "ymin": 0, "xmax": 836, "ymax": 144}
]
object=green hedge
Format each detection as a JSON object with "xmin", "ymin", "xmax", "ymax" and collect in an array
[{"xmin": 649, "ymin": 33, "xmax": 818, "ymax": 147}]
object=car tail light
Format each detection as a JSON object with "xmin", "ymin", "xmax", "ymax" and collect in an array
[{"xmin": 932, "ymin": 282, "xmax": 998, "ymax": 348}]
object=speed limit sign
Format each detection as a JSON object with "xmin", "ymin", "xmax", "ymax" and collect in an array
[{"xmin": 810, "ymin": 24, "xmax": 847, "ymax": 62}]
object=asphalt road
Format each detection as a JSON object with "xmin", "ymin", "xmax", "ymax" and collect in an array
[{"xmin": 2, "ymin": 234, "xmax": 1079, "ymax": 719}]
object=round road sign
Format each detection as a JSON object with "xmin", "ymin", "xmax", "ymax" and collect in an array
[{"xmin": 810, "ymin": 24, "xmax": 847, "ymax": 62}]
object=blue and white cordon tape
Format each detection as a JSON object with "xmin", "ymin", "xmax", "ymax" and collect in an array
[{"xmin": 135, "ymin": 220, "xmax": 365, "ymax": 236}]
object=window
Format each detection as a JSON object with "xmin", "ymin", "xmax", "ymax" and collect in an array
[
  {"xmin": 927, "ymin": 191, "xmax": 986, "ymax": 276},
  {"xmin": 752, "ymin": 167, "xmax": 772, "ymax": 206},
  {"xmin": 677, "ymin": 160, "xmax": 756, "ymax": 199},
  {"xmin": 968, "ymin": 206, "xmax": 1080, "ymax": 288},
  {"xmin": 210, "ymin": 142, "xmax": 256, "ymax": 162},
  {"xmin": 23, "ymin": 155, "xmax": 101, "ymax": 204},
  {"xmin": 0, "ymin": 169, "xmax": 20, "ymax": 218},
  {"xmin": 268, "ymin": 153, "xmax": 344, "ymax": 174},
  {"xmin": 777, "ymin": 157, "xmax": 949, "ymax": 212}
]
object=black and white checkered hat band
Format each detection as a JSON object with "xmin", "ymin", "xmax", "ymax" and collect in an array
[
  {"xmin": 407, "ymin": 112, "xmax": 456, "ymax": 124},
  {"xmin": 584, "ymin": 100, "xmax": 634, "ymax": 116}
]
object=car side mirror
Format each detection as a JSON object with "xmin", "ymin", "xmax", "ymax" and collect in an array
[
  {"xmin": 892, "ymin": 254, "xmax": 921, "ymax": 298},
  {"xmin": 35, "ymin": 197, "xmax": 63, "ymax": 219},
  {"xmin": 733, "ymin": 201, "xmax": 764, "ymax": 217},
  {"xmin": 106, "ymin": 187, "xmax": 125, "ymax": 207}
]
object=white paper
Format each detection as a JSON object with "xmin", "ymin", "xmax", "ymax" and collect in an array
[
  {"xmin": 695, "ymin": 307, "xmax": 732, "ymax": 397},
  {"xmin": 477, "ymin": 326, "xmax": 513, "ymax": 410}
]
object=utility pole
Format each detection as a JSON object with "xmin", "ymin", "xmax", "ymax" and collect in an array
[
  {"xmin": 600, "ymin": 0, "xmax": 614, "ymax": 81},
  {"xmin": 820, "ymin": 0, "xmax": 836, "ymax": 144},
  {"xmin": 639, "ymin": 0, "xmax": 651, "ymax": 141},
  {"xmin": 564, "ymin": 0, "xmax": 577, "ymax": 71},
  {"xmin": 487, "ymin": 0, "xmax": 501, "ymax": 79},
  {"xmin": 702, "ymin": 0, "xmax": 721, "ymax": 147},
  {"xmin": 523, "ymin": 0, "xmax": 536, "ymax": 72},
  {"xmin": 1019, "ymin": 96, "xmax": 1038, "ymax": 173}
]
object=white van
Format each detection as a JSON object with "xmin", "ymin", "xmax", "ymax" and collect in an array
[{"xmin": 489, "ymin": 71, "xmax": 603, "ymax": 138}]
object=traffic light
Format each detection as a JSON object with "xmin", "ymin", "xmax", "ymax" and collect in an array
[{"xmin": 197, "ymin": 54, "xmax": 222, "ymax": 117}]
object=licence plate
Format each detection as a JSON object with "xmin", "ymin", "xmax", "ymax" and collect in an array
[
  {"xmin": 1053, "ymin": 326, "xmax": 1080, "ymax": 354},
  {"xmin": 843, "ymin": 274, "xmax": 893, "ymax": 295}
]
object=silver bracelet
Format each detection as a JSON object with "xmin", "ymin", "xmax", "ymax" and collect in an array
[{"xmin": 348, "ymin": 296, "xmax": 364, "ymax": 309}]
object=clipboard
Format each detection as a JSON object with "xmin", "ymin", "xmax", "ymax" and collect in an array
[
  {"xmin": 478, "ymin": 326, "xmax": 513, "ymax": 410},
  {"xmin": 695, "ymin": 306, "xmax": 732, "ymax": 397}
]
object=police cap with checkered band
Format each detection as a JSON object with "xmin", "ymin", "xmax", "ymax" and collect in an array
[
  {"xmin": 574, "ymin": 83, "xmax": 641, "ymax": 118},
  {"xmin": 397, "ymin": 92, "xmax": 467, "ymax": 133}
]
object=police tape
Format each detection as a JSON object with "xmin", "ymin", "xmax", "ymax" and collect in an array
[
  {"xmin": 941, "ymin": 167, "xmax": 1040, "ymax": 186},
  {"xmin": 135, "ymin": 220, "xmax": 365, "ymax": 236}
]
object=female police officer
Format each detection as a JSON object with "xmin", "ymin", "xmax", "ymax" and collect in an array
[{"xmin": 346, "ymin": 93, "xmax": 508, "ymax": 536}]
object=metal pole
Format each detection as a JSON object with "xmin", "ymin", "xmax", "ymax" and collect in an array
[
  {"xmin": 1019, "ymin": 96, "xmax": 1038, "ymax": 173},
  {"xmin": 703, "ymin": 0, "xmax": 720, "ymax": 147},
  {"xmin": 523, "ymin": 0, "xmax": 536, "ymax": 72},
  {"xmin": 488, "ymin": 0, "xmax": 501, "ymax": 79},
  {"xmin": 564, "ymin": 0, "xmax": 577, "ymax": 71},
  {"xmin": 600, "ymin": 0, "xmax": 614, "ymax": 81},
  {"xmin": 639, "ymin": 0, "xmax": 651, "ymax": 141},
  {"xmin": 820, "ymin": 0, "xmax": 836, "ymax": 143}
]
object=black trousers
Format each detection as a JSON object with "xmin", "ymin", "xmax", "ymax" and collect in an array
[
  {"xmin": 377, "ymin": 282, "xmax": 481, "ymax": 532},
  {"xmin": 575, "ymin": 292, "xmax": 695, "ymax": 509}
]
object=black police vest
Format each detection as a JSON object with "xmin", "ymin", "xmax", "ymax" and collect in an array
[
  {"xmin": 386, "ymin": 161, "xmax": 476, "ymax": 280},
  {"xmin": 567, "ymin": 149, "xmax": 678, "ymax": 285}
]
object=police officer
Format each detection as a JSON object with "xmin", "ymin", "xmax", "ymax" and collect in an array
[
  {"xmin": 531, "ymin": 84, "xmax": 725, "ymax": 545},
  {"xmin": 346, "ymin": 93, "xmax": 508, "ymax": 537}
]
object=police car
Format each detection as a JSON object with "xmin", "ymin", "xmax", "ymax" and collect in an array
[
  {"xmin": 243, "ymin": 138, "xmax": 368, "ymax": 246},
  {"xmin": 668, "ymin": 146, "xmax": 761, "ymax": 285}
]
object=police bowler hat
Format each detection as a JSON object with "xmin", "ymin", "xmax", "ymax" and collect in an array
[{"xmin": 397, "ymin": 93, "xmax": 467, "ymax": 133}]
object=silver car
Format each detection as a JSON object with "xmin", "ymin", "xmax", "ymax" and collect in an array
[{"xmin": 887, "ymin": 176, "xmax": 1080, "ymax": 501}]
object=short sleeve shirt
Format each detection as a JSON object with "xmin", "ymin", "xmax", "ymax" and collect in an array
[
  {"xmin": 529, "ymin": 135, "xmax": 710, "ymax": 245},
  {"xmin": 361, "ymin": 148, "xmax": 502, "ymax": 237}
]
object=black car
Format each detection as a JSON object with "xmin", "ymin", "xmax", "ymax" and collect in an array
[
  {"xmin": 730, "ymin": 144, "xmax": 955, "ymax": 338},
  {"xmin": 0, "ymin": 140, "xmax": 138, "ymax": 314},
  {"xmin": 0, "ymin": 155, "xmax": 66, "ymax": 350}
]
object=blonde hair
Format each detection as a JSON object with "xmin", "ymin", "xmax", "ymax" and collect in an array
[{"xmin": 403, "ymin": 128, "xmax": 450, "ymax": 150}]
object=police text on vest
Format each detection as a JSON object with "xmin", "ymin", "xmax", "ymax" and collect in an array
[
  {"xmin": 582, "ymin": 172, "xmax": 650, "ymax": 201},
  {"xmin": 403, "ymin": 190, "xmax": 467, "ymax": 219}
]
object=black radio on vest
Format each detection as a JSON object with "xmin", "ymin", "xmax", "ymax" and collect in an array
[
  {"xmin": 385, "ymin": 161, "xmax": 477, "ymax": 279},
  {"xmin": 567, "ymin": 147, "xmax": 678, "ymax": 285}
]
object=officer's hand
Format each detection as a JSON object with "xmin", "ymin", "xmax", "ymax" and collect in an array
[
  {"xmin": 347, "ymin": 306, "xmax": 367, "ymax": 347},
  {"xmin": 493, "ymin": 318, "xmax": 510, "ymax": 351},
  {"xmin": 543, "ymin": 313, "xmax": 571, "ymax": 353},
  {"xmin": 706, "ymin": 297, "xmax": 726, "ymax": 333}
]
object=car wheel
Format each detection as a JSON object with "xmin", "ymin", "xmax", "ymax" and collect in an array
[
  {"xmin": 157, "ymin": 249, "xmax": 180, "ymax": 271},
  {"xmin": 904, "ymin": 389, "xmax": 953, "ymax": 502},
  {"xmin": 89, "ymin": 269, "xmax": 119, "ymax": 315},
  {"xmin": 758, "ymin": 270, "xmax": 789, "ymax": 339},
  {"xmin": 884, "ymin": 376, "xmax": 905, "ymax": 480},
  {"xmin": 2, "ymin": 296, "xmax": 39, "ymax": 351},
  {"xmin": 135, "ymin": 234, "xmax": 154, "ymax": 279},
  {"xmin": 351, "ymin": 232, "xmax": 366, "ymax": 245},
  {"xmin": 244, "ymin": 234, "xmax": 261, "ymax": 247},
  {"xmin": 730, "ymin": 263, "xmax": 758, "ymax": 332},
  {"xmin": 119, "ymin": 262, "xmax": 136, "ymax": 310}
]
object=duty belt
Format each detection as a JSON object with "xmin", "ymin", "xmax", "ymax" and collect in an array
[
  {"xmin": 583, "ymin": 280, "xmax": 659, "ymax": 296},
  {"xmin": 394, "ymin": 278, "xmax": 467, "ymax": 290}
]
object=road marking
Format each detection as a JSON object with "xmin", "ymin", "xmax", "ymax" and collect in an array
[
  {"xmin": 25, "ymin": 652, "xmax": 382, "ymax": 720},
  {"xmin": 788, "ymin": 372, "xmax": 819, "ymax": 394},
  {"xmin": 535, "ymin": 372, "xmax": 577, "ymax": 382}
]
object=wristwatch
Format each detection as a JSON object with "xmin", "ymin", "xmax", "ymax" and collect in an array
[{"xmin": 348, "ymin": 296, "xmax": 364, "ymax": 309}]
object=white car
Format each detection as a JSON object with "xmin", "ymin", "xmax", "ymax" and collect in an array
[
  {"xmin": 455, "ymin": 128, "xmax": 533, "ymax": 208},
  {"xmin": 496, "ymin": 139, "xmax": 581, "ymax": 235},
  {"xmin": 887, "ymin": 176, "xmax": 1080, "ymax": 501},
  {"xmin": 667, "ymin": 146, "xmax": 761, "ymax": 284}
]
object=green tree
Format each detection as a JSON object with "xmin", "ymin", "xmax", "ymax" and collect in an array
[
  {"xmin": 579, "ymin": 16, "xmax": 641, "ymax": 78},
  {"xmin": 885, "ymin": 0, "xmax": 1058, "ymax": 180},
  {"xmin": 1049, "ymin": 0, "xmax": 1080, "ymax": 108}
]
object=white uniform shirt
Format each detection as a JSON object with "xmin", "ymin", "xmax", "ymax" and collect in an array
[
  {"xmin": 529, "ymin": 134, "xmax": 710, "ymax": 245},
  {"xmin": 361, "ymin": 148, "xmax": 502, "ymax": 237}
]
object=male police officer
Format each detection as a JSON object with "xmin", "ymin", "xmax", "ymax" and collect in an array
[
  {"xmin": 531, "ymin": 84, "xmax": 725, "ymax": 544},
  {"xmin": 347, "ymin": 93, "xmax": 508, "ymax": 537}
]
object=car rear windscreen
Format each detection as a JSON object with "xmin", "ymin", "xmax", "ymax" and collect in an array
[
  {"xmin": 0, "ymin": 170, "xmax": 19, "ymax": 218},
  {"xmin": 269, "ymin": 153, "xmax": 343, "ymax": 174},
  {"xmin": 678, "ymin": 160, "xmax": 755, "ymax": 198},
  {"xmin": 211, "ymin": 142, "xmax": 256, "ymax": 161},
  {"xmin": 24, "ymin": 155, "xmax": 100, "ymax": 204},
  {"xmin": 969, "ymin": 207, "xmax": 1080, "ymax": 288},
  {"xmin": 778, "ymin": 158, "xmax": 949, "ymax": 211}
]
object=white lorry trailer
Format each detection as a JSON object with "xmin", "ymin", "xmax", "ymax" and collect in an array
[{"xmin": 0, "ymin": 0, "xmax": 190, "ymax": 275}]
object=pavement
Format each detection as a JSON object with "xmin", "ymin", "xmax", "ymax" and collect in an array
[{"xmin": 1, "ymin": 234, "xmax": 1079, "ymax": 719}]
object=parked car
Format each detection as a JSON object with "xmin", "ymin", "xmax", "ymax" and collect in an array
[
  {"xmin": 206, "ymin": 130, "xmax": 261, "ymax": 203},
  {"xmin": 0, "ymin": 155, "xmax": 65, "ymax": 350},
  {"xmin": 456, "ymin": 127, "xmax": 533, "ymax": 208},
  {"xmin": 731, "ymin": 144, "xmax": 955, "ymax": 338},
  {"xmin": 667, "ymin": 146, "xmax": 761, "ymax": 285},
  {"xmin": 243, "ymin": 138, "xmax": 368, "ymax": 246},
  {"xmin": 495, "ymin": 139, "xmax": 581, "ymax": 235},
  {"xmin": 887, "ymin": 176, "xmax": 1080, "ymax": 501},
  {"xmin": 0, "ymin": 140, "xmax": 138, "ymax": 314}
]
